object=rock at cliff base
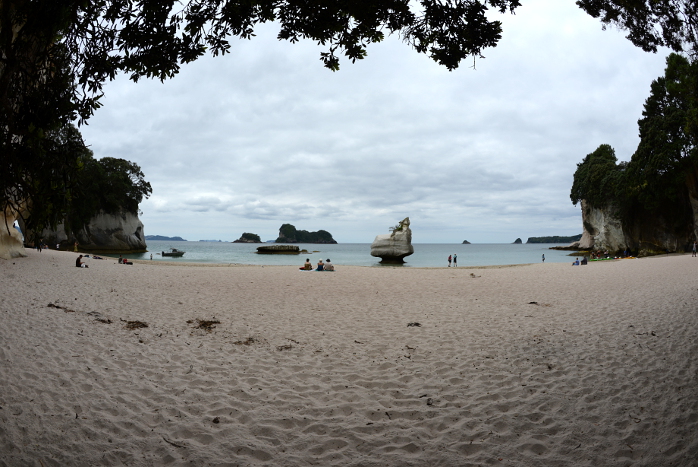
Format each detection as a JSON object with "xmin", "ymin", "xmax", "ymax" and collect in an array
[{"xmin": 371, "ymin": 218, "xmax": 414, "ymax": 263}]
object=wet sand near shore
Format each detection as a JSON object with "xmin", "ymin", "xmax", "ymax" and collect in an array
[{"xmin": 1, "ymin": 249, "xmax": 697, "ymax": 466}]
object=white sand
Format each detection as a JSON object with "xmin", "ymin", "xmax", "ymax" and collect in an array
[{"xmin": 1, "ymin": 250, "xmax": 697, "ymax": 466}]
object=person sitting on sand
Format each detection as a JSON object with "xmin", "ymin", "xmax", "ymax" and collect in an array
[
  {"xmin": 75, "ymin": 255, "xmax": 88, "ymax": 268},
  {"xmin": 324, "ymin": 259, "xmax": 334, "ymax": 271},
  {"xmin": 118, "ymin": 255, "xmax": 123, "ymax": 264},
  {"xmin": 299, "ymin": 259, "xmax": 313, "ymax": 270},
  {"xmin": 572, "ymin": 258, "xmax": 580, "ymax": 266},
  {"xmin": 581, "ymin": 256, "xmax": 588, "ymax": 265},
  {"xmin": 316, "ymin": 259, "xmax": 324, "ymax": 271},
  {"xmin": 122, "ymin": 258, "xmax": 133, "ymax": 265}
]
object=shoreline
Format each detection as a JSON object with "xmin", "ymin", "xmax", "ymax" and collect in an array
[{"xmin": 2, "ymin": 249, "xmax": 697, "ymax": 465}]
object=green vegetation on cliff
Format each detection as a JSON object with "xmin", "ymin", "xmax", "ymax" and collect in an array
[
  {"xmin": 276, "ymin": 224, "xmax": 337, "ymax": 244},
  {"xmin": 18, "ymin": 124, "xmax": 152, "ymax": 241},
  {"xmin": 527, "ymin": 234, "xmax": 582, "ymax": 244}
]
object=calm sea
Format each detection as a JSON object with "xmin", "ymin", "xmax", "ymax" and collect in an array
[{"xmin": 121, "ymin": 241, "xmax": 578, "ymax": 268}]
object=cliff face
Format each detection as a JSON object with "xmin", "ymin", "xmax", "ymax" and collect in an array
[
  {"xmin": 34, "ymin": 210, "xmax": 147, "ymax": 252},
  {"xmin": 576, "ymin": 193, "xmax": 696, "ymax": 254},
  {"xmin": 577, "ymin": 200, "xmax": 627, "ymax": 251}
]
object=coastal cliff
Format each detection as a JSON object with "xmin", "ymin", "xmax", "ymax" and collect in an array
[
  {"xmin": 571, "ymin": 197, "xmax": 695, "ymax": 255},
  {"xmin": 568, "ymin": 55, "xmax": 698, "ymax": 255},
  {"xmin": 29, "ymin": 210, "xmax": 147, "ymax": 253}
]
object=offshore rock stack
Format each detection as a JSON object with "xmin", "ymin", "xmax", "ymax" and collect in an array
[{"xmin": 370, "ymin": 217, "xmax": 414, "ymax": 263}]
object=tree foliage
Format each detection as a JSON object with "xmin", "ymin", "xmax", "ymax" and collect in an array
[
  {"xmin": 576, "ymin": 0, "xmax": 698, "ymax": 55},
  {"xmin": 570, "ymin": 144, "xmax": 625, "ymax": 207},
  {"xmin": 15, "ymin": 124, "xmax": 152, "ymax": 240},
  {"xmin": 66, "ymin": 154, "xmax": 152, "ymax": 234},
  {"xmin": 626, "ymin": 53, "xmax": 698, "ymax": 209}
]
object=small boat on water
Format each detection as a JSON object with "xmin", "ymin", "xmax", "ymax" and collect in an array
[{"xmin": 162, "ymin": 248, "xmax": 185, "ymax": 257}]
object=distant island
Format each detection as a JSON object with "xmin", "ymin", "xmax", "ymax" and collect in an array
[
  {"xmin": 513, "ymin": 238, "xmax": 523, "ymax": 244},
  {"xmin": 145, "ymin": 235, "xmax": 187, "ymax": 241},
  {"xmin": 527, "ymin": 234, "xmax": 583, "ymax": 244},
  {"xmin": 462, "ymin": 240, "xmax": 471, "ymax": 244},
  {"xmin": 199, "ymin": 239, "xmax": 222, "ymax": 242},
  {"xmin": 233, "ymin": 232, "xmax": 262, "ymax": 243},
  {"xmin": 275, "ymin": 224, "xmax": 337, "ymax": 244}
]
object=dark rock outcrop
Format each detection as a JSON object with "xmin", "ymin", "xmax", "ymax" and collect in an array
[
  {"xmin": 234, "ymin": 232, "xmax": 262, "ymax": 243},
  {"xmin": 513, "ymin": 238, "xmax": 522, "ymax": 244},
  {"xmin": 256, "ymin": 245, "xmax": 300, "ymax": 254}
]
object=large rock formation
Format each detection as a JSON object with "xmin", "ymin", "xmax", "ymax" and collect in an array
[
  {"xmin": 573, "ymin": 200, "xmax": 627, "ymax": 251},
  {"xmin": 371, "ymin": 217, "xmax": 414, "ymax": 263},
  {"xmin": 29, "ymin": 210, "xmax": 147, "ymax": 253},
  {"xmin": 569, "ymin": 198, "xmax": 695, "ymax": 255}
]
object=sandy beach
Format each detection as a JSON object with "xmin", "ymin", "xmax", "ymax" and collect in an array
[{"xmin": 1, "ymin": 250, "xmax": 697, "ymax": 466}]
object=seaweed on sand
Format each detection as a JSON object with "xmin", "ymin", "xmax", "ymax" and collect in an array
[
  {"xmin": 124, "ymin": 320, "xmax": 148, "ymax": 330},
  {"xmin": 233, "ymin": 337, "xmax": 256, "ymax": 346},
  {"xmin": 196, "ymin": 319, "xmax": 220, "ymax": 331}
]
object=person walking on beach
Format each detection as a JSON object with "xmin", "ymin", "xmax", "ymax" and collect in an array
[
  {"xmin": 453, "ymin": 254, "xmax": 457, "ymax": 267},
  {"xmin": 448, "ymin": 255, "xmax": 452, "ymax": 267},
  {"xmin": 542, "ymin": 254, "xmax": 545, "ymax": 263},
  {"xmin": 693, "ymin": 242, "xmax": 696, "ymax": 257}
]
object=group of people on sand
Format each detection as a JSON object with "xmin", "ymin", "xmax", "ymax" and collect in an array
[
  {"xmin": 118, "ymin": 255, "xmax": 133, "ymax": 265},
  {"xmin": 447, "ymin": 254, "xmax": 457, "ymax": 267},
  {"xmin": 300, "ymin": 258, "xmax": 334, "ymax": 271},
  {"xmin": 572, "ymin": 256, "xmax": 588, "ymax": 266}
]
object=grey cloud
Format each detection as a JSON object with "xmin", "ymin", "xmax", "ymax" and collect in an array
[{"xmin": 81, "ymin": 0, "xmax": 668, "ymax": 243}]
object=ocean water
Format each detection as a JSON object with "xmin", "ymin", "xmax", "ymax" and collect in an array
[{"xmin": 121, "ymin": 241, "xmax": 579, "ymax": 268}]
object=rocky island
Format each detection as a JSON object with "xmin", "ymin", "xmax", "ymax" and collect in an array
[
  {"xmin": 275, "ymin": 224, "xmax": 337, "ymax": 244},
  {"xmin": 233, "ymin": 232, "xmax": 262, "ymax": 243},
  {"xmin": 146, "ymin": 235, "xmax": 187, "ymax": 241}
]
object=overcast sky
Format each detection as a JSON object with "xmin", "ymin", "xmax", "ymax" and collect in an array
[{"xmin": 80, "ymin": 0, "xmax": 669, "ymax": 243}]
